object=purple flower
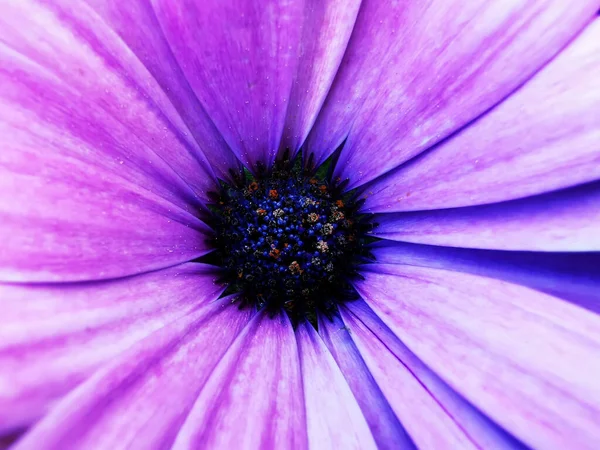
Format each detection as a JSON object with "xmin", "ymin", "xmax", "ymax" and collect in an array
[{"xmin": 1, "ymin": 0, "xmax": 599, "ymax": 449}]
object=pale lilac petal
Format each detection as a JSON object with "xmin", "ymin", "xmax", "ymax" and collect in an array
[
  {"xmin": 173, "ymin": 311, "xmax": 307, "ymax": 449},
  {"xmin": 341, "ymin": 302, "xmax": 521, "ymax": 449},
  {"xmin": 371, "ymin": 241, "xmax": 600, "ymax": 314},
  {"xmin": 83, "ymin": 0, "xmax": 241, "ymax": 181},
  {"xmin": 280, "ymin": 0, "xmax": 361, "ymax": 154},
  {"xmin": 0, "ymin": 0, "xmax": 220, "ymax": 203},
  {"xmin": 373, "ymin": 182, "xmax": 600, "ymax": 251},
  {"xmin": 153, "ymin": 0, "xmax": 304, "ymax": 170},
  {"xmin": 364, "ymin": 19, "xmax": 600, "ymax": 212},
  {"xmin": 11, "ymin": 296, "xmax": 252, "ymax": 450},
  {"xmin": 0, "ymin": 263, "xmax": 223, "ymax": 434},
  {"xmin": 306, "ymin": 0, "xmax": 597, "ymax": 187},
  {"xmin": 356, "ymin": 265, "xmax": 600, "ymax": 449},
  {"xmin": 296, "ymin": 322, "xmax": 377, "ymax": 449},
  {"xmin": 318, "ymin": 315, "xmax": 415, "ymax": 450}
]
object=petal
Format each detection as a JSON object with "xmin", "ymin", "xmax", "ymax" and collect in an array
[
  {"xmin": 173, "ymin": 311, "xmax": 307, "ymax": 449},
  {"xmin": 318, "ymin": 314, "xmax": 414, "ymax": 450},
  {"xmin": 0, "ymin": 3, "xmax": 216, "ymax": 282},
  {"xmin": 306, "ymin": 0, "xmax": 597, "ymax": 187},
  {"xmin": 0, "ymin": 263, "xmax": 223, "ymax": 433},
  {"xmin": 364, "ymin": 18, "xmax": 600, "ymax": 212},
  {"xmin": 0, "ymin": 0, "xmax": 219, "ymax": 203},
  {"xmin": 0, "ymin": 152, "xmax": 209, "ymax": 282},
  {"xmin": 371, "ymin": 241, "xmax": 600, "ymax": 313},
  {"xmin": 296, "ymin": 322, "xmax": 377, "ymax": 449},
  {"xmin": 341, "ymin": 302, "xmax": 522, "ymax": 449},
  {"xmin": 372, "ymin": 181, "xmax": 600, "ymax": 251},
  {"xmin": 0, "ymin": 433, "xmax": 20, "ymax": 450},
  {"xmin": 152, "ymin": 0, "xmax": 305, "ymax": 170},
  {"xmin": 83, "ymin": 0, "xmax": 241, "ymax": 181},
  {"xmin": 355, "ymin": 265, "xmax": 600, "ymax": 449},
  {"xmin": 11, "ymin": 295, "xmax": 252, "ymax": 450},
  {"xmin": 280, "ymin": 0, "xmax": 361, "ymax": 155}
]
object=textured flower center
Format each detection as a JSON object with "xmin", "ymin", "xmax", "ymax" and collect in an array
[{"xmin": 208, "ymin": 155, "xmax": 372, "ymax": 324}]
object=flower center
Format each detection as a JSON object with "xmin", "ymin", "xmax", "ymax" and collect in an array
[{"xmin": 208, "ymin": 155, "xmax": 372, "ymax": 324}]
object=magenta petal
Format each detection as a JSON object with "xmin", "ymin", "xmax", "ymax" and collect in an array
[
  {"xmin": 364, "ymin": 19, "xmax": 600, "ymax": 211},
  {"xmin": 340, "ymin": 302, "xmax": 520, "ymax": 449},
  {"xmin": 11, "ymin": 296, "xmax": 252, "ymax": 450},
  {"xmin": 296, "ymin": 322, "xmax": 376, "ymax": 449},
  {"xmin": 153, "ymin": 0, "xmax": 304, "ymax": 170},
  {"xmin": 307, "ymin": 0, "xmax": 597, "ymax": 186},
  {"xmin": 0, "ymin": 263, "xmax": 223, "ymax": 434},
  {"xmin": 318, "ymin": 315, "xmax": 414, "ymax": 450},
  {"xmin": 355, "ymin": 266, "xmax": 600, "ymax": 449},
  {"xmin": 83, "ymin": 0, "xmax": 241, "ymax": 181},
  {"xmin": 173, "ymin": 311, "xmax": 307, "ymax": 449},
  {"xmin": 372, "ymin": 182, "xmax": 600, "ymax": 251},
  {"xmin": 280, "ymin": 0, "xmax": 361, "ymax": 155},
  {"xmin": 371, "ymin": 241, "xmax": 600, "ymax": 314}
]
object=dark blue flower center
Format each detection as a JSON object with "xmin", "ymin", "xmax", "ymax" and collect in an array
[{"xmin": 208, "ymin": 155, "xmax": 373, "ymax": 324}]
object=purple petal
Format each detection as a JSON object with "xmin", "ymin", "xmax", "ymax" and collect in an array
[
  {"xmin": 153, "ymin": 0, "xmax": 305, "ymax": 170},
  {"xmin": 0, "ymin": 0, "xmax": 220, "ymax": 203},
  {"xmin": 0, "ymin": 3, "xmax": 218, "ymax": 282},
  {"xmin": 84, "ymin": 0, "xmax": 241, "ymax": 181},
  {"xmin": 306, "ymin": 0, "xmax": 597, "ymax": 187},
  {"xmin": 318, "ymin": 314, "xmax": 414, "ymax": 450},
  {"xmin": 11, "ymin": 295, "xmax": 252, "ymax": 450},
  {"xmin": 280, "ymin": 0, "xmax": 361, "ymax": 155},
  {"xmin": 341, "ymin": 302, "xmax": 521, "ymax": 449},
  {"xmin": 296, "ymin": 322, "xmax": 377, "ymax": 449},
  {"xmin": 172, "ymin": 311, "xmax": 307, "ymax": 449},
  {"xmin": 0, "ymin": 433, "xmax": 21, "ymax": 450},
  {"xmin": 0, "ymin": 263, "xmax": 223, "ymax": 434},
  {"xmin": 0, "ymin": 156, "xmax": 209, "ymax": 282},
  {"xmin": 355, "ymin": 265, "xmax": 600, "ymax": 449},
  {"xmin": 363, "ymin": 19, "xmax": 600, "ymax": 212},
  {"xmin": 371, "ymin": 241, "xmax": 600, "ymax": 314},
  {"xmin": 373, "ymin": 181, "xmax": 600, "ymax": 251}
]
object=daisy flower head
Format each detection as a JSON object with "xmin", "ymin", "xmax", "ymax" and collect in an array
[{"xmin": 1, "ymin": 0, "xmax": 600, "ymax": 449}]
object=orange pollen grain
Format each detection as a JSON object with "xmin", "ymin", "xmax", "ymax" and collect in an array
[
  {"xmin": 289, "ymin": 261, "xmax": 303, "ymax": 274},
  {"xmin": 332, "ymin": 211, "xmax": 345, "ymax": 221},
  {"xmin": 307, "ymin": 213, "xmax": 320, "ymax": 223}
]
